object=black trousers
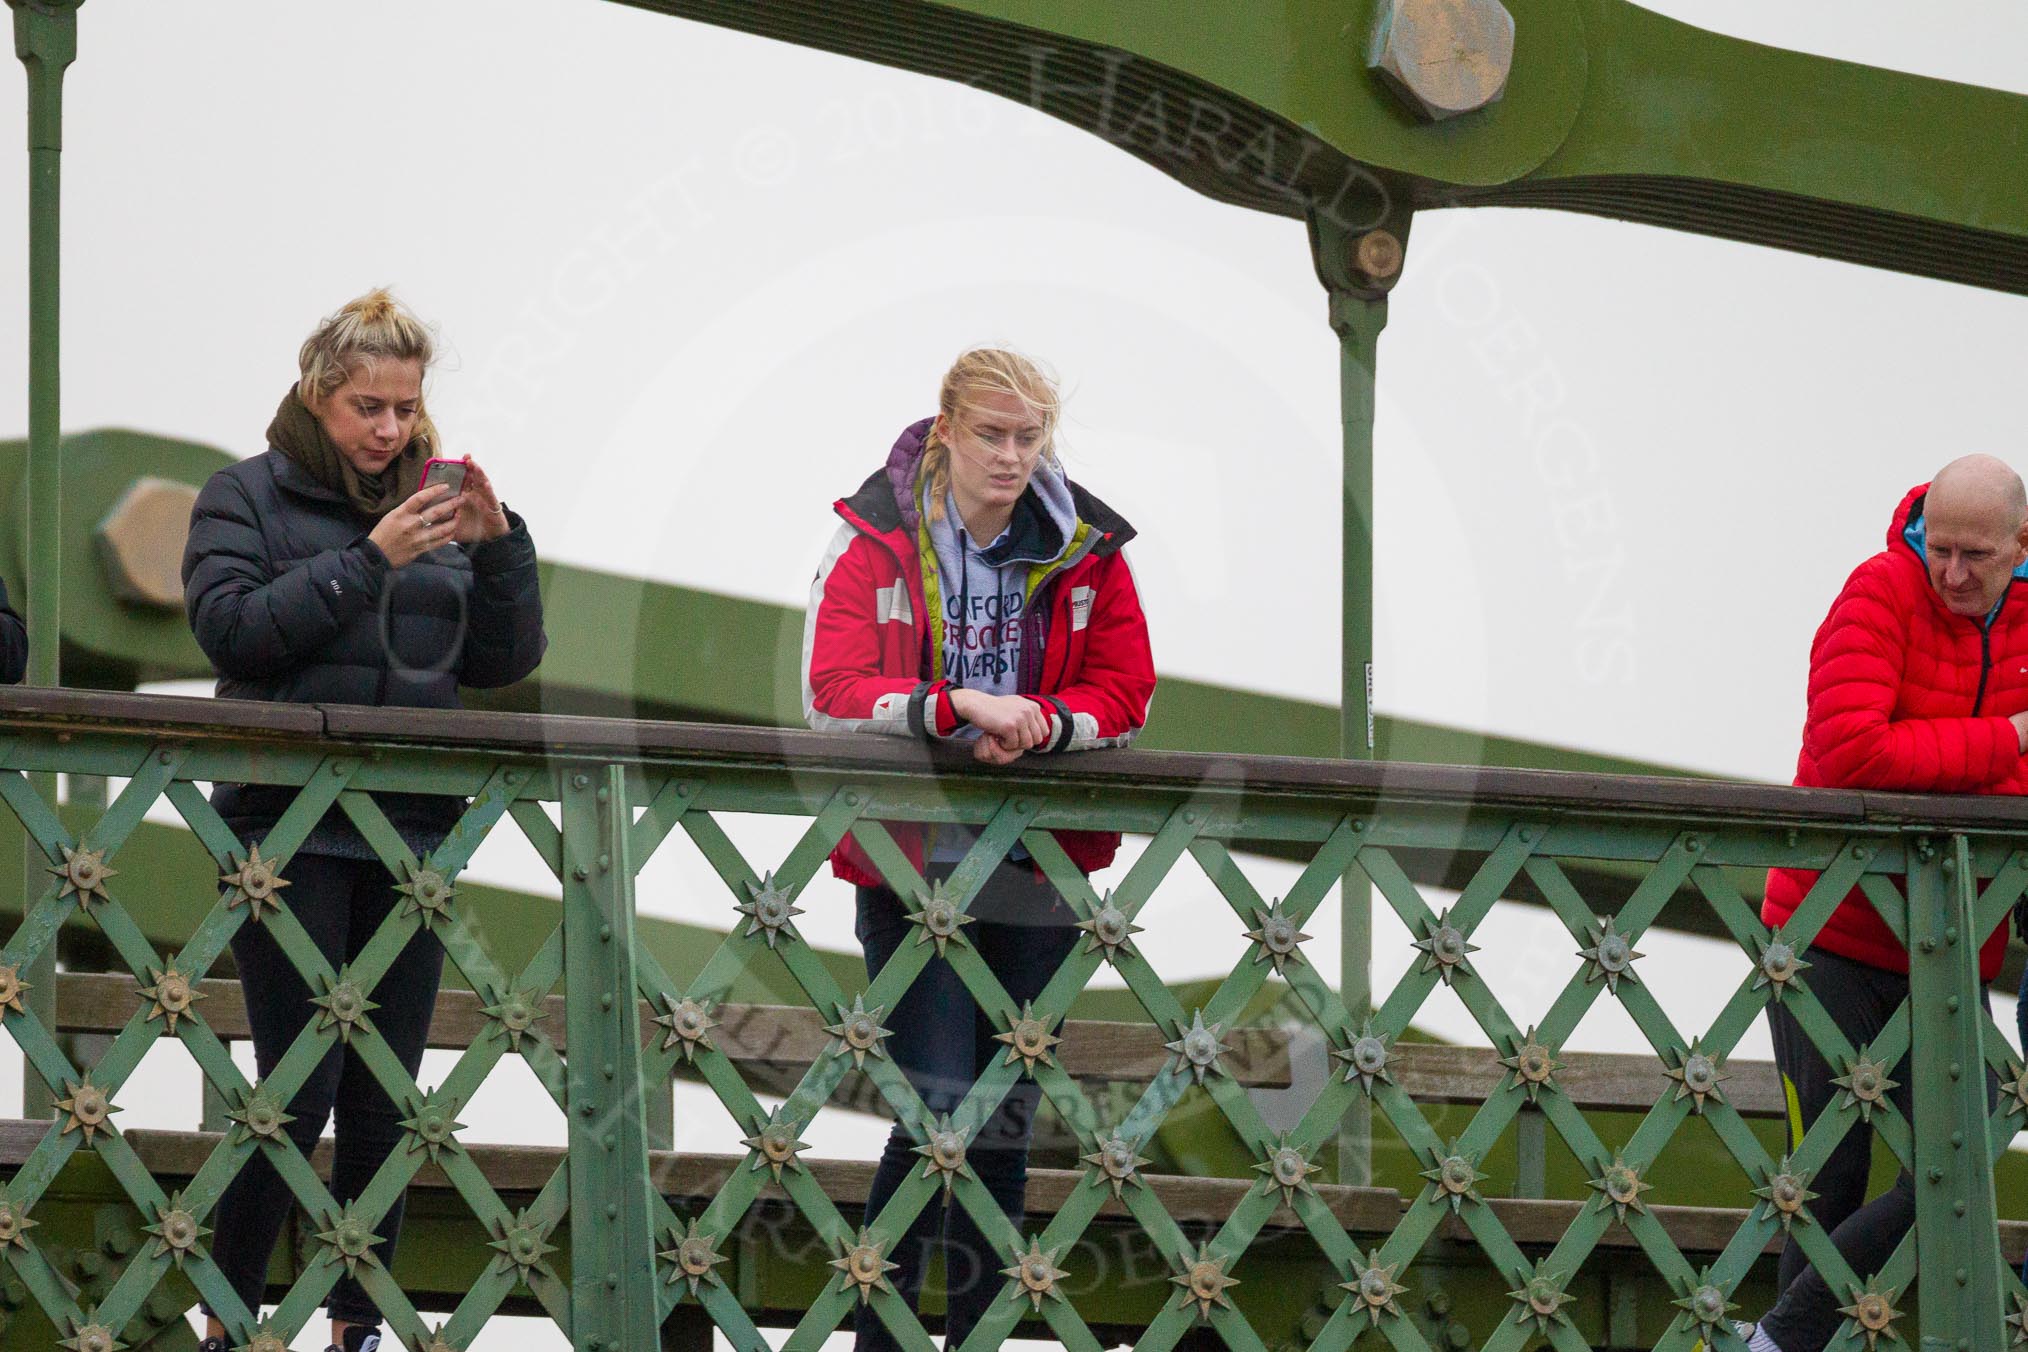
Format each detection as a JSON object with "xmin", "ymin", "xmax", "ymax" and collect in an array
[
  {"xmin": 1760, "ymin": 948, "xmax": 1989, "ymax": 1352},
  {"xmin": 203, "ymin": 853, "xmax": 446, "ymax": 1328},
  {"xmin": 852, "ymin": 862, "xmax": 1079, "ymax": 1352}
]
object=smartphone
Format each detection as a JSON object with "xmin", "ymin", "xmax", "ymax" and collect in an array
[{"xmin": 421, "ymin": 456, "xmax": 469, "ymax": 496}]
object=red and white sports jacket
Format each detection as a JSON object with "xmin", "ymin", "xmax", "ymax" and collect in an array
[{"xmin": 804, "ymin": 419, "xmax": 1156, "ymax": 887}]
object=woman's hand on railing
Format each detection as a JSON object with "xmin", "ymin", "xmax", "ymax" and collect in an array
[{"xmin": 368, "ymin": 482, "xmax": 460, "ymax": 567}]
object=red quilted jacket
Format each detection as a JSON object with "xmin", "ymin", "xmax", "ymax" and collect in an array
[{"xmin": 1763, "ymin": 483, "xmax": 2028, "ymax": 980}]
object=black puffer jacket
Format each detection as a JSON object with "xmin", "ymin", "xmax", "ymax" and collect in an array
[{"xmin": 182, "ymin": 450, "xmax": 546, "ymax": 855}]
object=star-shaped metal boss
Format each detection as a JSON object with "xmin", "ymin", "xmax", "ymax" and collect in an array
[
  {"xmin": 1411, "ymin": 907, "xmax": 1478, "ymax": 985},
  {"xmin": 1253, "ymin": 1132, "xmax": 1321, "ymax": 1208},
  {"xmin": 1663, "ymin": 1038, "xmax": 1730, "ymax": 1114},
  {"xmin": 1832, "ymin": 1052, "xmax": 1899, "ymax": 1123},
  {"xmin": 1500, "ymin": 1025, "xmax": 1562, "ymax": 1103},
  {"xmin": 0, "ymin": 1185, "xmax": 36, "ymax": 1250},
  {"xmin": 220, "ymin": 843, "xmax": 291, "ymax": 923},
  {"xmin": 234, "ymin": 1321, "xmax": 291, "ymax": 1352},
  {"xmin": 1752, "ymin": 1156, "xmax": 1818, "ymax": 1232},
  {"xmin": 1578, "ymin": 915, "xmax": 1643, "ymax": 993},
  {"xmin": 1001, "ymin": 1237, "xmax": 1070, "ymax": 1310},
  {"xmin": 1587, "ymin": 1155, "xmax": 1652, "ymax": 1224},
  {"xmin": 488, "ymin": 1206, "xmax": 560, "ymax": 1285},
  {"xmin": 482, "ymin": 986, "xmax": 548, "ymax": 1052},
  {"xmin": 653, "ymin": 993, "xmax": 719, "ymax": 1062},
  {"xmin": 227, "ymin": 1084, "xmax": 295, "ymax": 1145},
  {"xmin": 824, "ymin": 995, "xmax": 894, "ymax": 1069},
  {"xmin": 1419, "ymin": 1141, "xmax": 1483, "ymax": 1213},
  {"xmin": 1244, "ymin": 898, "xmax": 1312, "ymax": 973},
  {"xmin": 2006, "ymin": 1290, "xmax": 2028, "ymax": 1349},
  {"xmin": 1163, "ymin": 1009, "xmax": 1229, "ymax": 1085},
  {"xmin": 907, "ymin": 879, "xmax": 976, "ymax": 956},
  {"xmin": 1333, "ymin": 1019, "xmax": 1400, "ymax": 1094},
  {"xmin": 315, "ymin": 1204, "xmax": 384, "ymax": 1277},
  {"xmin": 1672, "ymin": 1267, "xmax": 1738, "ymax": 1337},
  {"xmin": 310, "ymin": 966, "xmax": 379, "ymax": 1044},
  {"xmin": 659, "ymin": 1218, "xmax": 730, "ymax": 1297},
  {"xmin": 1753, "ymin": 926, "xmax": 1811, "ymax": 1003},
  {"xmin": 1170, "ymin": 1242, "xmax": 1239, "ymax": 1320},
  {"xmin": 0, "ymin": 962, "xmax": 28, "ymax": 1020},
  {"xmin": 741, "ymin": 1112, "xmax": 810, "ymax": 1183},
  {"xmin": 58, "ymin": 1310, "xmax": 123, "ymax": 1352},
  {"xmin": 1836, "ymin": 1282, "xmax": 1905, "ymax": 1351},
  {"xmin": 1506, "ymin": 1259, "xmax": 1574, "ymax": 1337},
  {"xmin": 1340, "ymin": 1249, "xmax": 1407, "ymax": 1329},
  {"xmin": 1076, "ymin": 890, "xmax": 1143, "ymax": 965},
  {"xmin": 400, "ymin": 1091, "xmax": 469, "ymax": 1163},
  {"xmin": 914, "ymin": 1114, "xmax": 975, "ymax": 1196},
  {"xmin": 830, "ymin": 1227, "xmax": 899, "ymax": 1304},
  {"xmin": 56, "ymin": 1074, "xmax": 119, "ymax": 1144},
  {"xmin": 735, "ymin": 871, "xmax": 804, "ymax": 949},
  {"xmin": 995, "ymin": 1001, "xmax": 1063, "ymax": 1076},
  {"xmin": 137, "ymin": 965, "xmax": 205, "ymax": 1034},
  {"xmin": 414, "ymin": 1324, "xmax": 460, "ymax": 1352},
  {"xmin": 395, "ymin": 857, "xmax": 458, "ymax": 929},
  {"xmin": 49, "ymin": 843, "xmax": 116, "ymax": 911},
  {"xmin": 143, "ymin": 1190, "xmax": 210, "ymax": 1268},
  {"xmin": 1081, "ymin": 1130, "xmax": 1150, "ymax": 1200}
]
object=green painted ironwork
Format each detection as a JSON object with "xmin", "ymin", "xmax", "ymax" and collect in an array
[
  {"xmin": 0, "ymin": 692, "xmax": 2012, "ymax": 1349},
  {"xmin": 619, "ymin": 0, "xmax": 2028, "ymax": 294}
]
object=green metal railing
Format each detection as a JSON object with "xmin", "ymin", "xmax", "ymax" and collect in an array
[{"xmin": 0, "ymin": 689, "xmax": 2017, "ymax": 1350}]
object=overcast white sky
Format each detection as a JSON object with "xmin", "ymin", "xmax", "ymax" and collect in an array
[{"xmin": 3, "ymin": 2, "xmax": 2026, "ymax": 1346}]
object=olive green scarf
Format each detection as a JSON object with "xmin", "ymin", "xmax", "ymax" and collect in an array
[{"xmin": 266, "ymin": 387, "xmax": 427, "ymax": 517}]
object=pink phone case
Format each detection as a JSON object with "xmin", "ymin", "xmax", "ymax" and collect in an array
[{"xmin": 421, "ymin": 457, "xmax": 469, "ymax": 492}]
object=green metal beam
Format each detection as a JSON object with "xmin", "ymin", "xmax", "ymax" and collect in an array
[{"xmin": 613, "ymin": 0, "xmax": 2028, "ymax": 293}]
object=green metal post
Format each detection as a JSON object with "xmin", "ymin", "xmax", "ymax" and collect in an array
[
  {"xmin": 13, "ymin": 0, "xmax": 79, "ymax": 1122},
  {"xmin": 1311, "ymin": 202, "xmax": 1403, "ymax": 1185},
  {"xmin": 562, "ymin": 764, "xmax": 661, "ymax": 1351},
  {"xmin": 1907, "ymin": 835, "xmax": 2004, "ymax": 1349}
]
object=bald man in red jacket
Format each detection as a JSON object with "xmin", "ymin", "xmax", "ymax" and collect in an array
[{"xmin": 1741, "ymin": 454, "xmax": 2028, "ymax": 1352}]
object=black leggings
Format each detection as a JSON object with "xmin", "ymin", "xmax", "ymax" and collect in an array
[
  {"xmin": 852, "ymin": 862, "xmax": 1079, "ymax": 1352},
  {"xmin": 1760, "ymin": 948, "xmax": 1989, "ymax": 1352},
  {"xmin": 203, "ymin": 853, "xmax": 445, "ymax": 1329}
]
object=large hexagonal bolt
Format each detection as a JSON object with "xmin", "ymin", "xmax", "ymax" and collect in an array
[
  {"xmin": 1368, "ymin": 0, "xmax": 1516, "ymax": 123},
  {"xmin": 96, "ymin": 477, "xmax": 202, "ymax": 610},
  {"xmin": 1000, "ymin": 1237, "xmax": 1070, "ymax": 1310}
]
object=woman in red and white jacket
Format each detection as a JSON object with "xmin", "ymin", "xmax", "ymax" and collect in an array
[{"xmin": 804, "ymin": 348, "xmax": 1154, "ymax": 1352}]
